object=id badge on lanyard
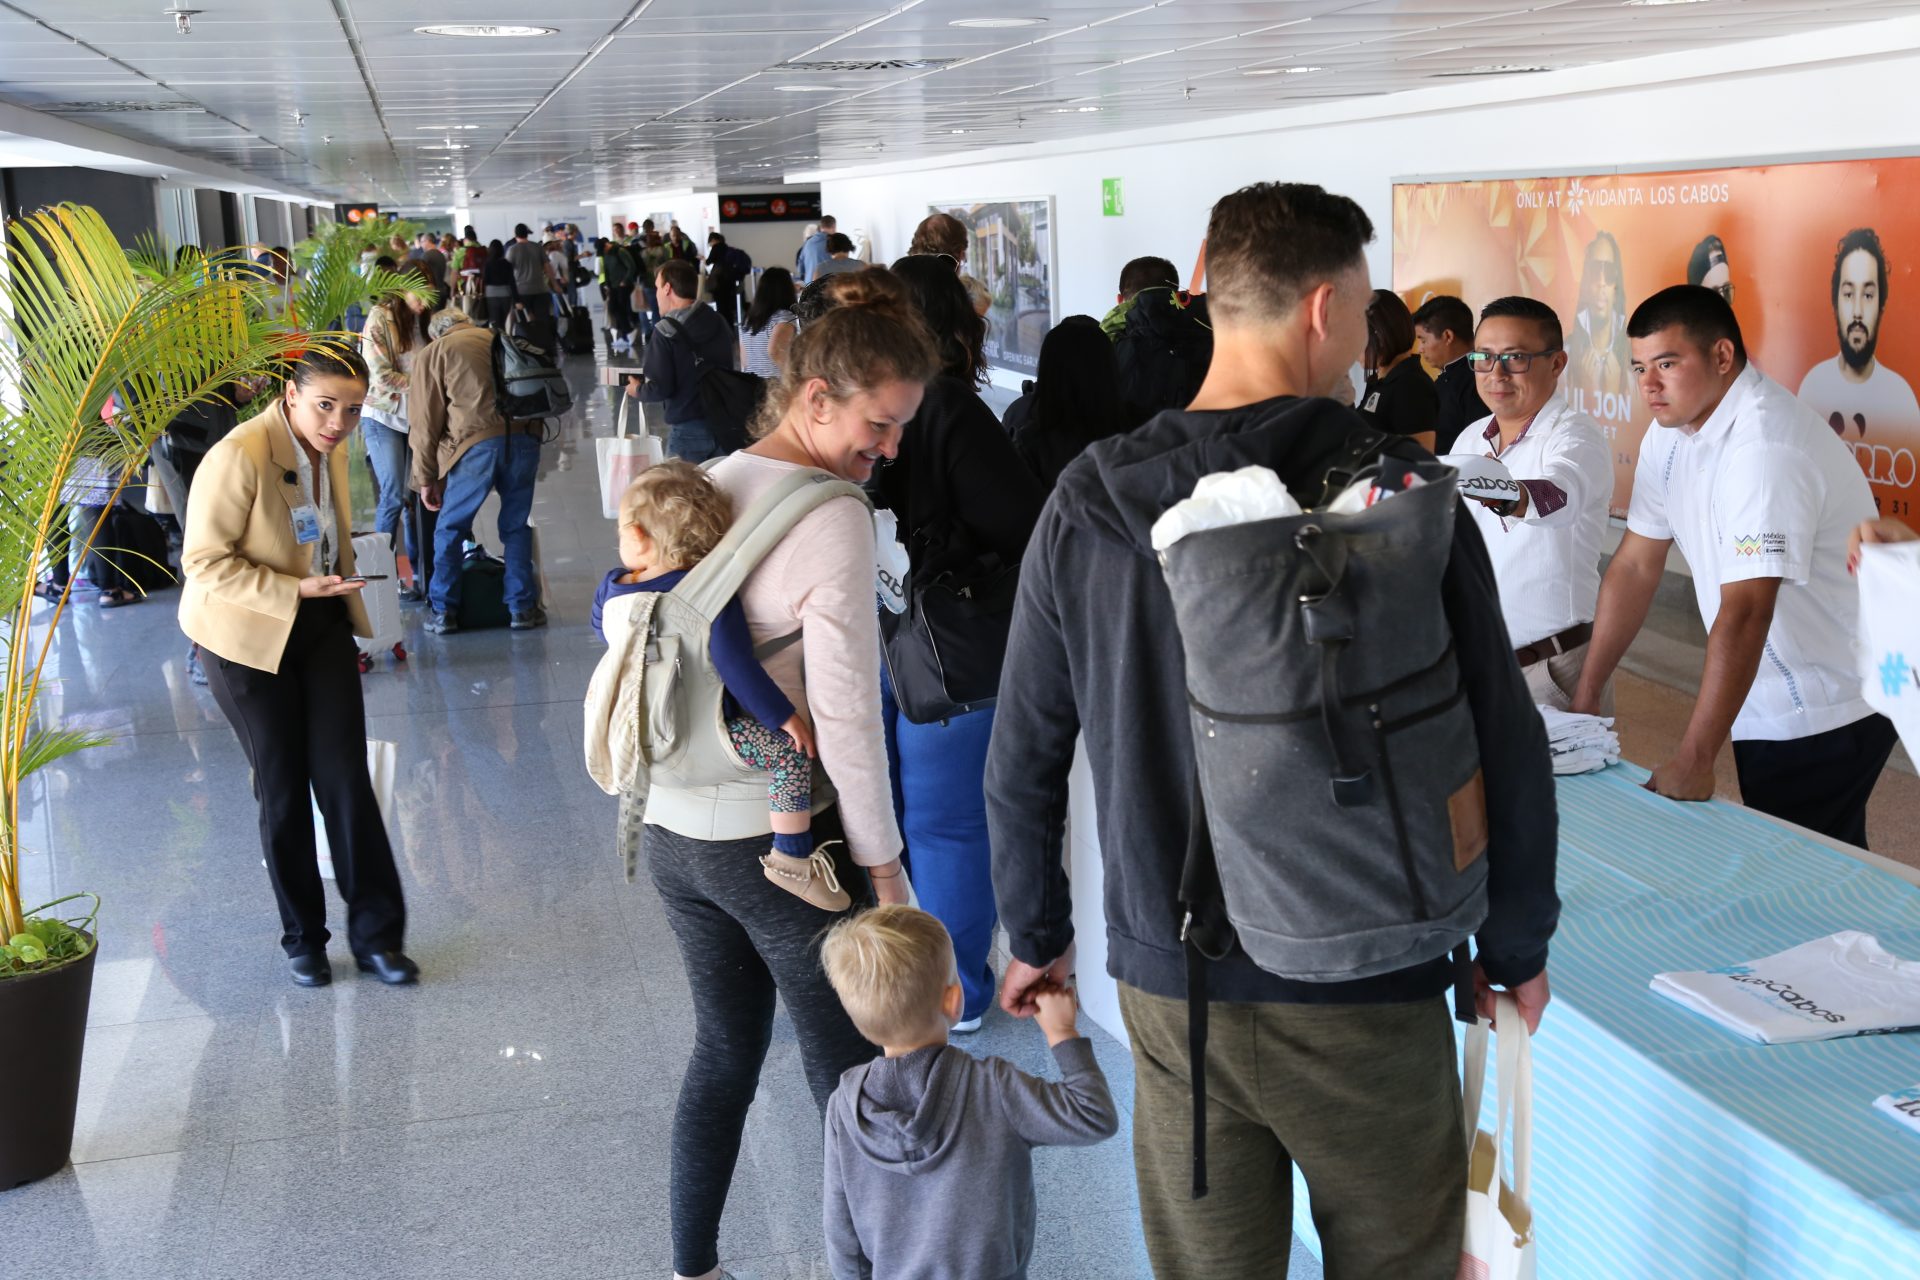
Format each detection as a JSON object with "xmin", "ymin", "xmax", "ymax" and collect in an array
[{"xmin": 291, "ymin": 504, "xmax": 322, "ymax": 545}]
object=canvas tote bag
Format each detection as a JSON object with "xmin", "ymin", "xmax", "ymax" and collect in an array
[
  {"xmin": 313, "ymin": 740, "xmax": 400, "ymax": 880},
  {"xmin": 597, "ymin": 392, "xmax": 663, "ymax": 519},
  {"xmin": 1459, "ymin": 992, "xmax": 1536, "ymax": 1280}
]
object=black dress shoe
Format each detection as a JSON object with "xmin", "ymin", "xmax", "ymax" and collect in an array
[
  {"xmin": 288, "ymin": 954, "xmax": 333, "ymax": 987},
  {"xmin": 354, "ymin": 950, "xmax": 421, "ymax": 984}
]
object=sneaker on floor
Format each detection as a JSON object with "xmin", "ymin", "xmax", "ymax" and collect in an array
[
  {"xmin": 952, "ymin": 1015, "xmax": 983, "ymax": 1034},
  {"xmin": 761, "ymin": 843, "xmax": 851, "ymax": 912},
  {"xmin": 509, "ymin": 606, "xmax": 548, "ymax": 630},
  {"xmin": 425, "ymin": 610, "xmax": 459, "ymax": 635}
]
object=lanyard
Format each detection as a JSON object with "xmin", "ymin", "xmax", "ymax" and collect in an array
[{"xmin": 283, "ymin": 416, "xmax": 332, "ymax": 570}]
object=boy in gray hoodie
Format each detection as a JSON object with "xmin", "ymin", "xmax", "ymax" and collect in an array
[{"xmin": 820, "ymin": 905, "xmax": 1119, "ymax": 1280}]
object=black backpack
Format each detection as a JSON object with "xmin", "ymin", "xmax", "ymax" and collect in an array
[
  {"xmin": 604, "ymin": 242, "xmax": 637, "ymax": 290},
  {"xmin": 491, "ymin": 329, "xmax": 574, "ymax": 422},
  {"xmin": 1116, "ymin": 289, "xmax": 1213, "ymax": 427},
  {"xmin": 695, "ymin": 361, "xmax": 767, "ymax": 454}
]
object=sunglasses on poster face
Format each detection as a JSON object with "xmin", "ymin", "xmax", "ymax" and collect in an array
[{"xmin": 1467, "ymin": 349, "xmax": 1561, "ymax": 375}]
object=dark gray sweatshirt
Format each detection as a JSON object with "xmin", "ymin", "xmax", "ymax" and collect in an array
[{"xmin": 822, "ymin": 1038, "xmax": 1119, "ymax": 1280}]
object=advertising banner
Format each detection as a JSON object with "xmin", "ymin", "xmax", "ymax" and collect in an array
[
  {"xmin": 719, "ymin": 192, "xmax": 822, "ymax": 223},
  {"xmin": 1394, "ymin": 159, "xmax": 1920, "ymax": 520}
]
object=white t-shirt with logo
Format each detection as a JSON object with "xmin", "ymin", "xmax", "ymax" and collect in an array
[
  {"xmin": 1627, "ymin": 365, "xmax": 1876, "ymax": 741},
  {"xmin": 1652, "ymin": 931, "xmax": 1920, "ymax": 1044},
  {"xmin": 1796, "ymin": 355, "xmax": 1920, "ymax": 442}
]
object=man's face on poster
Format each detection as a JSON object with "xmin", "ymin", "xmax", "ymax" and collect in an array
[
  {"xmin": 1836, "ymin": 247, "xmax": 1883, "ymax": 371},
  {"xmin": 1584, "ymin": 240, "xmax": 1622, "ymax": 324}
]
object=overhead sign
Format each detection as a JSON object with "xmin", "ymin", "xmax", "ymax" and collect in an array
[
  {"xmin": 334, "ymin": 202, "xmax": 381, "ymax": 226},
  {"xmin": 718, "ymin": 192, "xmax": 822, "ymax": 223},
  {"xmin": 1396, "ymin": 157, "xmax": 1920, "ymax": 520}
]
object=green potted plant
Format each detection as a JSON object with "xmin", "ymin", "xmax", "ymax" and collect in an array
[{"xmin": 0, "ymin": 204, "xmax": 336, "ymax": 1188}]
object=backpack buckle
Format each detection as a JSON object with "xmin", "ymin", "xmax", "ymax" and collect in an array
[
  {"xmin": 1331, "ymin": 771, "xmax": 1373, "ymax": 806},
  {"xmin": 1179, "ymin": 910, "xmax": 1193, "ymax": 943}
]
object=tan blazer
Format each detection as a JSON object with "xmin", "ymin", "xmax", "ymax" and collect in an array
[{"xmin": 178, "ymin": 403, "xmax": 370, "ymax": 673}]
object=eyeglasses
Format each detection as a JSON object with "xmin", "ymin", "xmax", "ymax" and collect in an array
[{"xmin": 1467, "ymin": 349, "xmax": 1561, "ymax": 375}]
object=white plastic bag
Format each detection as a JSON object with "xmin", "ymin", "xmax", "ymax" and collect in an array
[
  {"xmin": 598, "ymin": 394, "xmax": 663, "ymax": 520},
  {"xmin": 313, "ymin": 739, "xmax": 399, "ymax": 880},
  {"xmin": 874, "ymin": 508, "xmax": 910, "ymax": 616},
  {"xmin": 1460, "ymin": 992, "xmax": 1536, "ymax": 1280},
  {"xmin": 1149, "ymin": 465, "xmax": 1302, "ymax": 551},
  {"xmin": 1858, "ymin": 540, "xmax": 1920, "ymax": 761}
]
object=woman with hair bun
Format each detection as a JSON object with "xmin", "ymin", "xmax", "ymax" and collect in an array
[
  {"xmin": 179, "ymin": 345, "xmax": 415, "ymax": 988},
  {"xmin": 640, "ymin": 266, "xmax": 942, "ymax": 1280}
]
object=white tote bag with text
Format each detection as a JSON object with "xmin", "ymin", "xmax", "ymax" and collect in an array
[
  {"xmin": 1859, "ymin": 540, "xmax": 1920, "ymax": 761},
  {"xmin": 1459, "ymin": 993, "xmax": 1536, "ymax": 1280},
  {"xmin": 597, "ymin": 392, "xmax": 663, "ymax": 519}
]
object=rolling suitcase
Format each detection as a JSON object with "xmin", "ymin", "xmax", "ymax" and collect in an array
[
  {"xmin": 563, "ymin": 304, "xmax": 594, "ymax": 355},
  {"xmin": 350, "ymin": 531, "xmax": 407, "ymax": 672}
]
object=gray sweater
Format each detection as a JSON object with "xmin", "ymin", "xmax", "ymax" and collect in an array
[{"xmin": 823, "ymin": 1038, "xmax": 1119, "ymax": 1280}]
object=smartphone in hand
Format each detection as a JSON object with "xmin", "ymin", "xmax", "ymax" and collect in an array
[{"xmin": 344, "ymin": 574, "xmax": 389, "ymax": 582}]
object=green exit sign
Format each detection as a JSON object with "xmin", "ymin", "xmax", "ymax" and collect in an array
[{"xmin": 1102, "ymin": 177, "xmax": 1125, "ymax": 217}]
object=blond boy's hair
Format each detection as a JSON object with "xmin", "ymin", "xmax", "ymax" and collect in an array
[
  {"xmin": 617, "ymin": 460, "xmax": 733, "ymax": 569},
  {"xmin": 821, "ymin": 905, "xmax": 956, "ymax": 1045}
]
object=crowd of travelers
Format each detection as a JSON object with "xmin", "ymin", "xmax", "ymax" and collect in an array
[{"xmin": 55, "ymin": 181, "xmax": 1913, "ymax": 1280}]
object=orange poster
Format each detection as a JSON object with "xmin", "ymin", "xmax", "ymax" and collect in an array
[{"xmin": 1395, "ymin": 159, "xmax": 1920, "ymax": 520}]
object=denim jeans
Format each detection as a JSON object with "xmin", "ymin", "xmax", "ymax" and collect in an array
[
  {"xmin": 879, "ymin": 666, "xmax": 999, "ymax": 1021},
  {"xmin": 429, "ymin": 433, "xmax": 541, "ymax": 616},
  {"xmin": 667, "ymin": 418, "xmax": 721, "ymax": 465},
  {"xmin": 359, "ymin": 416, "xmax": 414, "ymax": 564}
]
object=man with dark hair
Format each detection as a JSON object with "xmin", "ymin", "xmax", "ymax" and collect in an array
[
  {"xmin": 1412, "ymin": 294, "xmax": 1488, "ymax": 453},
  {"xmin": 1454, "ymin": 296, "xmax": 1613, "ymax": 710},
  {"xmin": 1105, "ymin": 254, "xmax": 1212, "ymax": 426},
  {"xmin": 1576, "ymin": 285, "xmax": 1893, "ymax": 846},
  {"xmin": 987, "ymin": 181, "xmax": 1558, "ymax": 1277},
  {"xmin": 1798, "ymin": 226, "xmax": 1919, "ymax": 442},
  {"xmin": 812, "ymin": 232, "xmax": 863, "ymax": 278},
  {"xmin": 797, "ymin": 213, "xmax": 838, "ymax": 283},
  {"xmin": 635, "ymin": 259, "xmax": 737, "ymax": 464}
]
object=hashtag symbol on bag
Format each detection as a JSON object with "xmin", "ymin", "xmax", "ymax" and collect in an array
[{"xmin": 1881, "ymin": 652, "xmax": 1912, "ymax": 698}]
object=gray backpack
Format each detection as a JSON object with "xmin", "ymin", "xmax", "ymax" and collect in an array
[{"xmin": 1157, "ymin": 451, "xmax": 1489, "ymax": 1196}]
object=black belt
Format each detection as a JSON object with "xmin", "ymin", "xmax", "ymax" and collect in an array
[{"xmin": 1515, "ymin": 622, "xmax": 1592, "ymax": 669}]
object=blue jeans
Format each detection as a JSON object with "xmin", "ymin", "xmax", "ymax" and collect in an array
[
  {"xmin": 668, "ymin": 418, "xmax": 721, "ymax": 464},
  {"xmin": 880, "ymin": 666, "xmax": 999, "ymax": 1021},
  {"xmin": 429, "ymin": 433, "xmax": 541, "ymax": 616},
  {"xmin": 359, "ymin": 416, "xmax": 414, "ymax": 564}
]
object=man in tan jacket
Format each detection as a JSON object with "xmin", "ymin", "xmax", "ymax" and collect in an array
[{"xmin": 408, "ymin": 321, "xmax": 547, "ymax": 633}]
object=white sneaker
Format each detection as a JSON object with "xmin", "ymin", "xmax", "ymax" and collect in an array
[{"xmin": 952, "ymin": 1015, "xmax": 983, "ymax": 1034}]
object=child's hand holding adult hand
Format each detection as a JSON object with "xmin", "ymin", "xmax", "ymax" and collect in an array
[{"xmin": 1034, "ymin": 981, "xmax": 1081, "ymax": 1047}]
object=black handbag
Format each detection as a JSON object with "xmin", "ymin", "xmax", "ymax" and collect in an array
[{"xmin": 880, "ymin": 533, "xmax": 1021, "ymax": 724}]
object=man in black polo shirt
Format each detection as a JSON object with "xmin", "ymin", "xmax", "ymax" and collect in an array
[{"xmin": 1413, "ymin": 294, "xmax": 1489, "ymax": 454}]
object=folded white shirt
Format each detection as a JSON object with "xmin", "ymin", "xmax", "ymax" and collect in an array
[
  {"xmin": 1537, "ymin": 705, "xmax": 1618, "ymax": 773},
  {"xmin": 1875, "ymin": 1085, "xmax": 1920, "ymax": 1136},
  {"xmin": 1652, "ymin": 932, "xmax": 1920, "ymax": 1045}
]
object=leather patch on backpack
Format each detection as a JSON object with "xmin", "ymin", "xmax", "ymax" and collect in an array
[{"xmin": 1450, "ymin": 770, "xmax": 1489, "ymax": 872}]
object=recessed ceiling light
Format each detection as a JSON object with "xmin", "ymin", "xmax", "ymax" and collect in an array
[
  {"xmin": 416, "ymin": 124, "xmax": 479, "ymax": 130},
  {"xmin": 949, "ymin": 16, "xmax": 1047, "ymax": 27},
  {"xmin": 1243, "ymin": 65, "xmax": 1322, "ymax": 76},
  {"xmin": 414, "ymin": 24, "xmax": 556, "ymax": 38},
  {"xmin": 1051, "ymin": 105, "xmax": 1102, "ymax": 113},
  {"xmin": 775, "ymin": 84, "xmax": 844, "ymax": 93},
  {"xmin": 1435, "ymin": 64, "xmax": 1556, "ymax": 76}
]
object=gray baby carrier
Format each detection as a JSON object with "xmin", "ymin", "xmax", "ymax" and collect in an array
[{"xmin": 1157, "ymin": 438, "xmax": 1489, "ymax": 1196}]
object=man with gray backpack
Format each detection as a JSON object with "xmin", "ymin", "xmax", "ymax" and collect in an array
[{"xmin": 986, "ymin": 182, "xmax": 1560, "ymax": 1279}]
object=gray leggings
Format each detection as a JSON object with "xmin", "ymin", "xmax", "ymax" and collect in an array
[{"xmin": 644, "ymin": 811, "xmax": 876, "ymax": 1277}]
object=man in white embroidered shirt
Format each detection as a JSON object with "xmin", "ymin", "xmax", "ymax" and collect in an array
[
  {"xmin": 1454, "ymin": 296, "xmax": 1615, "ymax": 712},
  {"xmin": 1573, "ymin": 286, "xmax": 1897, "ymax": 848}
]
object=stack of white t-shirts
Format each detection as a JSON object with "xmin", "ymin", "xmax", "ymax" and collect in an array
[
  {"xmin": 1536, "ymin": 705, "xmax": 1619, "ymax": 775},
  {"xmin": 1651, "ymin": 931, "xmax": 1920, "ymax": 1045},
  {"xmin": 1874, "ymin": 1085, "xmax": 1920, "ymax": 1135}
]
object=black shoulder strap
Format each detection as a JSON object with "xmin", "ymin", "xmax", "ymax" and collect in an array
[
  {"xmin": 1312, "ymin": 422, "xmax": 1395, "ymax": 508},
  {"xmin": 1178, "ymin": 763, "xmax": 1236, "ymax": 1202}
]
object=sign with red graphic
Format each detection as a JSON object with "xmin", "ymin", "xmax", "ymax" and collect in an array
[
  {"xmin": 334, "ymin": 202, "xmax": 381, "ymax": 226},
  {"xmin": 717, "ymin": 192, "xmax": 820, "ymax": 223}
]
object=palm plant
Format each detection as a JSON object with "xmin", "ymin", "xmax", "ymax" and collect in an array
[
  {"xmin": 0, "ymin": 204, "xmax": 333, "ymax": 961},
  {"xmin": 292, "ymin": 227, "xmax": 427, "ymax": 335}
]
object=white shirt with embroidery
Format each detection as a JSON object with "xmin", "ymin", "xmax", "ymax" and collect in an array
[{"xmin": 1627, "ymin": 365, "xmax": 1876, "ymax": 741}]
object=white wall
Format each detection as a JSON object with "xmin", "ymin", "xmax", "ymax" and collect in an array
[
  {"xmin": 462, "ymin": 201, "xmax": 599, "ymax": 244},
  {"xmin": 823, "ymin": 19, "xmax": 1920, "ymax": 321}
]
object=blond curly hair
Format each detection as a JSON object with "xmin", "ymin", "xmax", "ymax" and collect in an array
[{"xmin": 617, "ymin": 460, "xmax": 734, "ymax": 569}]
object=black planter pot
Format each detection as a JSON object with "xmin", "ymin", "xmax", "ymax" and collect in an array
[{"xmin": 0, "ymin": 937, "xmax": 96, "ymax": 1189}]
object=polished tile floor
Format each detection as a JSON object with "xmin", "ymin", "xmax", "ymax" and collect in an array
[{"xmin": 9, "ymin": 347, "xmax": 1328, "ymax": 1279}]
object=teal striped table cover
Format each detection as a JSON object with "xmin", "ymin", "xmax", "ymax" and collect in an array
[{"xmin": 1293, "ymin": 762, "xmax": 1920, "ymax": 1278}]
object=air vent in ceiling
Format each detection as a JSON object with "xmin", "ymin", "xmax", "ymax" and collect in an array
[
  {"xmin": 661, "ymin": 116, "xmax": 765, "ymax": 125},
  {"xmin": 1429, "ymin": 65, "xmax": 1555, "ymax": 77},
  {"xmin": 39, "ymin": 100, "xmax": 206, "ymax": 114},
  {"xmin": 773, "ymin": 58, "xmax": 959, "ymax": 73}
]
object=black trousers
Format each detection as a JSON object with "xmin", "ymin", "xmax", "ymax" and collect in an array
[
  {"xmin": 1734, "ymin": 713, "xmax": 1899, "ymax": 850},
  {"xmin": 644, "ymin": 807, "xmax": 877, "ymax": 1277},
  {"xmin": 605, "ymin": 284, "xmax": 634, "ymax": 337},
  {"xmin": 203, "ymin": 597, "xmax": 408, "ymax": 958},
  {"xmin": 485, "ymin": 295, "xmax": 514, "ymax": 330}
]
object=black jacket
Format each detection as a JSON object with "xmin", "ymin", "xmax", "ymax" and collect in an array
[
  {"xmin": 1360, "ymin": 356, "xmax": 1439, "ymax": 440},
  {"xmin": 873, "ymin": 375, "xmax": 1045, "ymax": 564},
  {"xmin": 1432, "ymin": 354, "xmax": 1491, "ymax": 455},
  {"xmin": 640, "ymin": 302, "xmax": 735, "ymax": 425},
  {"xmin": 1114, "ymin": 288, "xmax": 1212, "ymax": 428},
  {"xmin": 984, "ymin": 394, "xmax": 1560, "ymax": 1004}
]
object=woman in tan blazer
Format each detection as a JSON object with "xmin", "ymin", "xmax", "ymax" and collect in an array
[{"xmin": 179, "ymin": 346, "xmax": 417, "ymax": 988}]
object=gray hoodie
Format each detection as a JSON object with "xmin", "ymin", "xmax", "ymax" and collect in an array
[{"xmin": 823, "ymin": 1039, "xmax": 1119, "ymax": 1280}]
